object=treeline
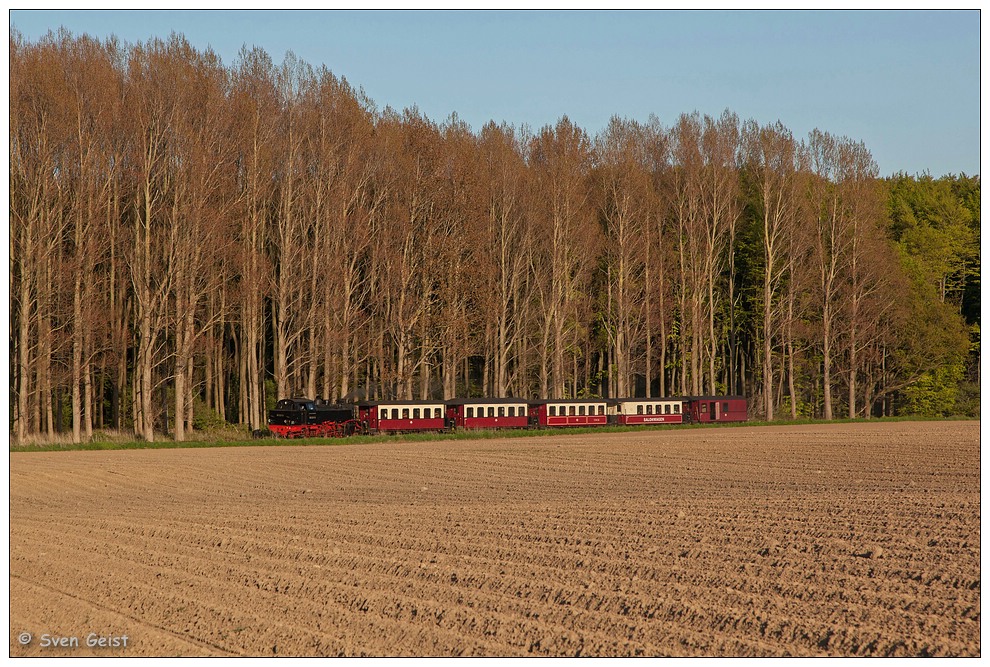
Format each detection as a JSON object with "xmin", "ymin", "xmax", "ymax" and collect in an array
[{"xmin": 9, "ymin": 30, "xmax": 979, "ymax": 443}]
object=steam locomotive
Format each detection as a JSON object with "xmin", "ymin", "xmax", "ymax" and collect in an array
[{"xmin": 265, "ymin": 395, "xmax": 747, "ymax": 438}]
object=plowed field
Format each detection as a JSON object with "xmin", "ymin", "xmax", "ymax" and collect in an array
[{"xmin": 9, "ymin": 421, "xmax": 980, "ymax": 656}]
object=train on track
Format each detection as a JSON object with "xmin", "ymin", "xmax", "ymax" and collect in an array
[{"xmin": 264, "ymin": 395, "xmax": 747, "ymax": 438}]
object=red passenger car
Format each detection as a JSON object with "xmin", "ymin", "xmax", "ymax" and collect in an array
[
  {"xmin": 528, "ymin": 399, "xmax": 609, "ymax": 428},
  {"xmin": 445, "ymin": 398, "xmax": 529, "ymax": 430},
  {"xmin": 609, "ymin": 398, "xmax": 684, "ymax": 425},
  {"xmin": 357, "ymin": 400, "xmax": 448, "ymax": 434},
  {"xmin": 680, "ymin": 396, "xmax": 748, "ymax": 423}
]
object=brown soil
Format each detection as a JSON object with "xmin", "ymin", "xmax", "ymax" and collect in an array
[{"xmin": 9, "ymin": 421, "xmax": 980, "ymax": 656}]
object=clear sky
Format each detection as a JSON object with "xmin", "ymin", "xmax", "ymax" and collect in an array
[{"xmin": 9, "ymin": 9, "xmax": 980, "ymax": 177}]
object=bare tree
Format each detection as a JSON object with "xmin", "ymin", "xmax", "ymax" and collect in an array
[
  {"xmin": 123, "ymin": 38, "xmax": 196, "ymax": 442},
  {"xmin": 805, "ymin": 130, "xmax": 847, "ymax": 419},
  {"xmin": 303, "ymin": 68, "xmax": 378, "ymax": 401},
  {"xmin": 669, "ymin": 113, "xmax": 707, "ymax": 395},
  {"xmin": 169, "ymin": 45, "xmax": 234, "ymax": 441},
  {"xmin": 641, "ymin": 118, "xmax": 675, "ymax": 397},
  {"xmin": 837, "ymin": 141, "xmax": 887, "ymax": 418},
  {"xmin": 271, "ymin": 53, "xmax": 315, "ymax": 400},
  {"xmin": 743, "ymin": 120, "xmax": 798, "ymax": 420},
  {"xmin": 596, "ymin": 116, "xmax": 652, "ymax": 397},
  {"xmin": 475, "ymin": 122, "xmax": 531, "ymax": 397},
  {"xmin": 528, "ymin": 117, "xmax": 598, "ymax": 399},
  {"xmin": 54, "ymin": 34, "xmax": 123, "ymax": 442},
  {"xmin": 371, "ymin": 108, "xmax": 444, "ymax": 399},
  {"xmin": 699, "ymin": 111, "xmax": 741, "ymax": 396},
  {"xmin": 231, "ymin": 46, "xmax": 278, "ymax": 430}
]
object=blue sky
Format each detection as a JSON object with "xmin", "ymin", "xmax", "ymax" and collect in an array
[{"xmin": 9, "ymin": 9, "xmax": 980, "ymax": 177}]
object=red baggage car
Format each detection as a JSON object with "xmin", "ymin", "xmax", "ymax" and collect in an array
[
  {"xmin": 680, "ymin": 396, "xmax": 748, "ymax": 423},
  {"xmin": 528, "ymin": 399, "xmax": 609, "ymax": 428}
]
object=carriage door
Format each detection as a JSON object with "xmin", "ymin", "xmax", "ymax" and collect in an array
[{"xmin": 711, "ymin": 402, "xmax": 718, "ymax": 421}]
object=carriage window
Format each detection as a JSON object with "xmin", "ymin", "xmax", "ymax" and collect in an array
[
  {"xmin": 508, "ymin": 406, "xmax": 515, "ymax": 417},
  {"xmin": 567, "ymin": 406, "xmax": 574, "ymax": 416},
  {"xmin": 498, "ymin": 406, "xmax": 505, "ymax": 417},
  {"xmin": 674, "ymin": 404, "xmax": 680, "ymax": 413},
  {"xmin": 380, "ymin": 410, "xmax": 387, "ymax": 420},
  {"xmin": 701, "ymin": 403, "xmax": 707, "ymax": 413},
  {"xmin": 391, "ymin": 409, "xmax": 398, "ymax": 419},
  {"xmin": 637, "ymin": 404, "xmax": 644, "ymax": 415},
  {"xmin": 597, "ymin": 405, "xmax": 604, "ymax": 415},
  {"xmin": 487, "ymin": 407, "xmax": 494, "ymax": 418},
  {"xmin": 402, "ymin": 408, "xmax": 410, "ymax": 418},
  {"xmin": 435, "ymin": 408, "xmax": 442, "ymax": 418},
  {"xmin": 664, "ymin": 404, "xmax": 670, "ymax": 414},
  {"xmin": 466, "ymin": 407, "xmax": 474, "ymax": 418},
  {"xmin": 413, "ymin": 408, "xmax": 420, "ymax": 419},
  {"xmin": 723, "ymin": 403, "xmax": 729, "ymax": 413},
  {"xmin": 549, "ymin": 406, "xmax": 556, "ymax": 416}
]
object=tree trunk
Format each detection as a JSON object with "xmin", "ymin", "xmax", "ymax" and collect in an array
[
  {"xmin": 246, "ymin": 298, "xmax": 262, "ymax": 430},
  {"xmin": 174, "ymin": 358, "xmax": 186, "ymax": 442},
  {"xmin": 848, "ymin": 326, "xmax": 857, "ymax": 420},
  {"xmin": 763, "ymin": 270, "xmax": 774, "ymax": 421},
  {"xmin": 822, "ymin": 305, "xmax": 833, "ymax": 420},
  {"xmin": 83, "ymin": 344, "xmax": 93, "ymax": 439},
  {"xmin": 186, "ymin": 354, "xmax": 194, "ymax": 430},
  {"xmin": 216, "ymin": 324, "xmax": 226, "ymax": 422},
  {"xmin": 237, "ymin": 332, "xmax": 247, "ymax": 426},
  {"xmin": 16, "ymin": 216, "xmax": 33, "ymax": 442}
]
